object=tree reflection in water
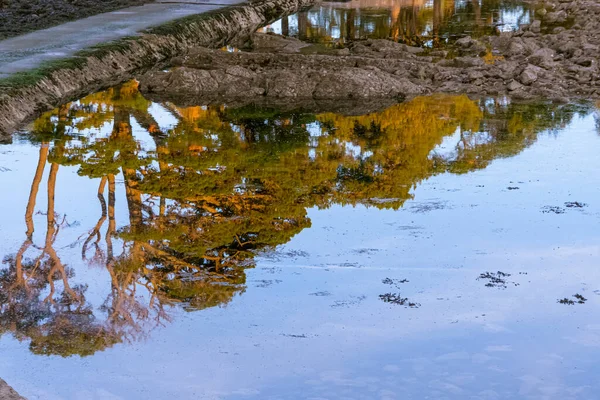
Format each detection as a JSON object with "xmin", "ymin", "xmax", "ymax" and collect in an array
[
  {"xmin": 263, "ymin": 0, "xmax": 534, "ymax": 47},
  {"xmin": 0, "ymin": 81, "xmax": 587, "ymax": 356}
]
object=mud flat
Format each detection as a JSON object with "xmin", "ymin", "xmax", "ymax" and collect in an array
[
  {"xmin": 140, "ymin": 0, "xmax": 600, "ymax": 105},
  {"xmin": 0, "ymin": 0, "xmax": 314, "ymax": 137}
]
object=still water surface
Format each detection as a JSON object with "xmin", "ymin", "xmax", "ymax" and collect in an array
[
  {"xmin": 0, "ymin": 82, "xmax": 599, "ymax": 399},
  {"xmin": 261, "ymin": 0, "xmax": 533, "ymax": 47}
]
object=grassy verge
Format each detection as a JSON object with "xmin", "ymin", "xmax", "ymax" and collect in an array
[{"xmin": 0, "ymin": 2, "xmax": 247, "ymax": 93}]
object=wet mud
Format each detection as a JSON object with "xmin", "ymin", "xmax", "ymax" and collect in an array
[
  {"xmin": 0, "ymin": 0, "xmax": 315, "ymax": 136},
  {"xmin": 141, "ymin": 0, "xmax": 600, "ymax": 103}
]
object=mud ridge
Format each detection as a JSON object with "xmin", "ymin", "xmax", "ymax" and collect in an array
[
  {"xmin": 140, "ymin": 0, "xmax": 600, "ymax": 106},
  {"xmin": 0, "ymin": 0, "xmax": 315, "ymax": 137}
]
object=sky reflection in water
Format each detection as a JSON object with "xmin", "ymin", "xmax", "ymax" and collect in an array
[
  {"xmin": 0, "ymin": 82, "xmax": 599, "ymax": 399},
  {"xmin": 261, "ymin": 0, "xmax": 533, "ymax": 47}
]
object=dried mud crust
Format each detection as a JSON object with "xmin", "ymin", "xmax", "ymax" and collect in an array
[
  {"xmin": 0, "ymin": 0, "xmax": 148, "ymax": 40},
  {"xmin": 140, "ymin": 0, "xmax": 600, "ymax": 103}
]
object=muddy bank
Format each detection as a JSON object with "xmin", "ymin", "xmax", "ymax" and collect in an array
[
  {"xmin": 0, "ymin": 0, "xmax": 148, "ymax": 40},
  {"xmin": 0, "ymin": 0, "xmax": 315, "ymax": 137},
  {"xmin": 140, "ymin": 0, "xmax": 600, "ymax": 104},
  {"xmin": 0, "ymin": 378, "xmax": 25, "ymax": 400}
]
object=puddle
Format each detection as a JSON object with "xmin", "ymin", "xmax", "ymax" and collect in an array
[
  {"xmin": 260, "ymin": 0, "xmax": 534, "ymax": 47},
  {"xmin": 0, "ymin": 81, "xmax": 600, "ymax": 398}
]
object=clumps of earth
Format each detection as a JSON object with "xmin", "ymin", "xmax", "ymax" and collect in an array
[
  {"xmin": 558, "ymin": 293, "xmax": 587, "ymax": 305},
  {"xmin": 477, "ymin": 271, "xmax": 519, "ymax": 289},
  {"xmin": 379, "ymin": 277, "xmax": 419, "ymax": 308},
  {"xmin": 139, "ymin": 0, "xmax": 600, "ymax": 104}
]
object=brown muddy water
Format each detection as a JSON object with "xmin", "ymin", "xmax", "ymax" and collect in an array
[
  {"xmin": 260, "ymin": 0, "xmax": 533, "ymax": 47},
  {"xmin": 0, "ymin": 79, "xmax": 599, "ymax": 399}
]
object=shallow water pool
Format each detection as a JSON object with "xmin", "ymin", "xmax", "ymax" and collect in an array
[{"xmin": 0, "ymin": 83, "xmax": 599, "ymax": 399}]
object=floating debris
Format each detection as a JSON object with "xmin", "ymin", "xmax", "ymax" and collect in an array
[
  {"xmin": 379, "ymin": 293, "xmax": 420, "ymax": 308},
  {"xmin": 409, "ymin": 201, "xmax": 449, "ymax": 213},
  {"xmin": 558, "ymin": 293, "xmax": 587, "ymax": 305},
  {"xmin": 309, "ymin": 291, "xmax": 331, "ymax": 297},
  {"xmin": 477, "ymin": 271, "xmax": 518, "ymax": 289},
  {"xmin": 558, "ymin": 298, "xmax": 575, "ymax": 305},
  {"xmin": 255, "ymin": 279, "xmax": 282, "ymax": 288},
  {"xmin": 382, "ymin": 277, "xmax": 409, "ymax": 285},
  {"xmin": 564, "ymin": 201, "xmax": 587, "ymax": 208},
  {"xmin": 331, "ymin": 295, "xmax": 366, "ymax": 308},
  {"xmin": 542, "ymin": 206, "xmax": 566, "ymax": 214}
]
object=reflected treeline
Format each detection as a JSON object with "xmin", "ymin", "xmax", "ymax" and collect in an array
[
  {"xmin": 0, "ymin": 81, "xmax": 587, "ymax": 357},
  {"xmin": 264, "ymin": 0, "xmax": 533, "ymax": 47}
]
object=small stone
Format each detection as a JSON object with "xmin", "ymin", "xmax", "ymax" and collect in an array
[
  {"xmin": 454, "ymin": 56, "xmax": 485, "ymax": 68},
  {"xmin": 530, "ymin": 20, "xmax": 541, "ymax": 33},
  {"xmin": 507, "ymin": 80, "xmax": 523, "ymax": 91},
  {"xmin": 429, "ymin": 50, "xmax": 448, "ymax": 58},
  {"xmin": 520, "ymin": 65, "xmax": 541, "ymax": 85},
  {"xmin": 506, "ymin": 40, "xmax": 526, "ymax": 57},
  {"xmin": 467, "ymin": 70, "xmax": 484, "ymax": 81},
  {"xmin": 456, "ymin": 36, "xmax": 474, "ymax": 47},
  {"xmin": 527, "ymin": 48, "xmax": 555, "ymax": 69},
  {"xmin": 545, "ymin": 10, "xmax": 567, "ymax": 24}
]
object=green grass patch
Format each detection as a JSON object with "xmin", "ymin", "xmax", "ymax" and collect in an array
[
  {"xmin": 0, "ymin": 0, "xmax": 304, "ymax": 94},
  {"xmin": 75, "ymin": 35, "xmax": 141, "ymax": 58},
  {"xmin": 143, "ymin": 4, "xmax": 242, "ymax": 36},
  {"xmin": 0, "ymin": 57, "xmax": 90, "ymax": 92}
]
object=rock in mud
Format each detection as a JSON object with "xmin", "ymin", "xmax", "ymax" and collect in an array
[
  {"xmin": 530, "ymin": 20, "xmax": 542, "ymax": 33},
  {"xmin": 7, "ymin": 0, "xmax": 600, "ymax": 137},
  {"xmin": 139, "ymin": 43, "xmax": 428, "ymax": 101},
  {"xmin": 528, "ymin": 48, "xmax": 556, "ymax": 69},
  {"xmin": 520, "ymin": 65, "xmax": 542, "ymax": 85},
  {"xmin": 141, "ymin": 0, "xmax": 600, "ymax": 104},
  {"xmin": 455, "ymin": 36, "xmax": 487, "ymax": 56}
]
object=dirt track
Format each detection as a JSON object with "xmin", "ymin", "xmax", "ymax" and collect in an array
[{"xmin": 0, "ymin": 0, "xmax": 148, "ymax": 40}]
